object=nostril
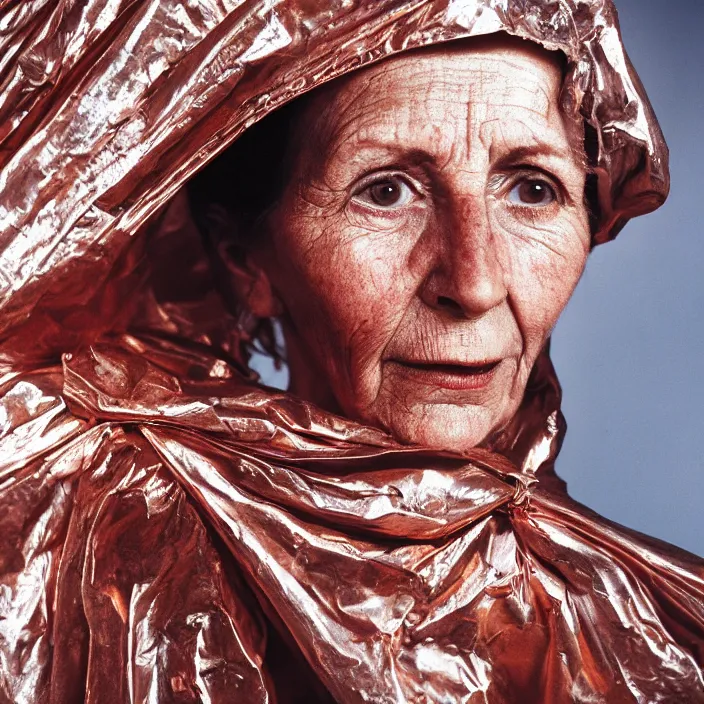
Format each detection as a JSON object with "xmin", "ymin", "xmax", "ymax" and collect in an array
[{"xmin": 437, "ymin": 295, "xmax": 465, "ymax": 317}]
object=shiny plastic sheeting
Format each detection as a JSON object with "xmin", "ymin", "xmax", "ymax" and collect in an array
[
  {"xmin": 3, "ymin": 336, "xmax": 704, "ymax": 703},
  {"xmin": 0, "ymin": 1, "xmax": 702, "ymax": 703}
]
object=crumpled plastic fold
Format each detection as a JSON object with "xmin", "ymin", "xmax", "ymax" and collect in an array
[
  {"xmin": 0, "ymin": 1, "xmax": 702, "ymax": 703},
  {"xmin": 2, "ymin": 336, "xmax": 704, "ymax": 702}
]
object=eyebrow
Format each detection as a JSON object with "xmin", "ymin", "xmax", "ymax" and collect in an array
[
  {"xmin": 492, "ymin": 143, "xmax": 587, "ymax": 173},
  {"xmin": 327, "ymin": 137, "xmax": 438, "ymax": 172},
  {"xmin": 333, "ymin": 138, "xmax": 585, "ymax": 182}
]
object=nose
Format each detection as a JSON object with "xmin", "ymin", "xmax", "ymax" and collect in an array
[{"xmin": 419, "ymin": 194, "xmax": 508, "ymax": 319}]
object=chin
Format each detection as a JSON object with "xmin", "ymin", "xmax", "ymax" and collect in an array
[{"xmin": 381, "ymin": 402, "xmax": 502, "ymax": 454}]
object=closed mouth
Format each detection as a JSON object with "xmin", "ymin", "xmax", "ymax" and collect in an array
[
  {"xmin": 388, "ymin": 358, "xmax": 502, "ymax": 391},
  {"xmin": 399, "ymin": 360, "xmax": 500, "ymax": 374}
]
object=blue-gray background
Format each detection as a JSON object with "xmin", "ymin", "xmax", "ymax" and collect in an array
[
  {"xmin": 254, "ymin": 0, "xmax": 704, "ymax": 557},
  {"xmin": 553, "ymin": 0, "xmax": 703, "ymax": 557}
]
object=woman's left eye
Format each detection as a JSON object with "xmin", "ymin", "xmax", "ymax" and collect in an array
[
  {"xmin": 508, "ymin": 178, "xmax": 557, "ymax": 207},
  {"xmin": 354, "ymin": 175, "xmax": 416, "ymax": 209}
]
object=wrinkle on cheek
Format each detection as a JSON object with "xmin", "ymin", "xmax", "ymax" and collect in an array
[
  {"xmin": 500, "ymin": 219, "xmax": 587, "ymax": 262},
  {"xmin": 297, "ymin": 218, "xmax": 337, "ymax": 264},
  {"xmin": 282, "ymin": 230, "xmax": 417, "ymax": 420},
  {"xmin": 508, "ymin": 251, "xmax": 585, "ymax": 363},
  {"xmin": 295, "ymin": 181, "xmax": 342, "ymax": 212},
  {"xmin": 489, "ymin": 191, "xmax": 590, "ymax": 258},
  {"xmin": 284, "ymin": 200, "xmax": 362, "ymax": 266}
]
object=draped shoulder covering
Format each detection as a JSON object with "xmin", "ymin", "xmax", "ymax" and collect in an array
[{"xmin": 0, "ymin": 1, "xmax": 702, "ymax": 703}]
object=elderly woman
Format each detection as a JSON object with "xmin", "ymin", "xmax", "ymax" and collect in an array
[
  {"xmin": 190, "ymin": 34, "xmax": 590, "ymax": 456},
  {"xmin": 0, "ymin": 1, "xmax": 702, "ymax": 703}
]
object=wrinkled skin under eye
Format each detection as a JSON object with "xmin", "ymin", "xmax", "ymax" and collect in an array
[{"xmin": 253, "ymin": 39, "xmax": 591, "ymax": 454}]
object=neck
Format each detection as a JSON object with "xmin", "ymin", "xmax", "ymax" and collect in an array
[{"xmin": 279, "ymin": 316, "xmax": 343, "ymax": 416}]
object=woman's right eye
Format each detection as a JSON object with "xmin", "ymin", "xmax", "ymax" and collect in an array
[{"xmin": 353, "ymin": 175, "xmax": 417, "ymax": 209}]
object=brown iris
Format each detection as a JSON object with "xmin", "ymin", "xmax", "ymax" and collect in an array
[
  {"xmin": 368, "ymin": 179, "xmax": 403, "ymax": 206},
  {"xmin": 515, "ymin": 179, "xmax": 555, "ymax": 205}
]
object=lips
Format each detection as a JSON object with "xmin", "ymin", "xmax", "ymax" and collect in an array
[{"xmin": 388, "ymin": 358, "xmax": 502, "ymax": 391}]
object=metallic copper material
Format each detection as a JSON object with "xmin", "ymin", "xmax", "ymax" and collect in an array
[{"xmin": 0, "ymin": 1, "xmax": 702, "ymax": 703}]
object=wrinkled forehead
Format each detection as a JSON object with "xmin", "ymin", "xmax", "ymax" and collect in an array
[{"xmin": 299, "ymin": 36, "xmax": 581, "ymax": 165}]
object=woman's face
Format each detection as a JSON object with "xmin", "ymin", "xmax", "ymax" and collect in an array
[{"xmin": 253, "ymin": 37, "xmax": 590, "ymax": 453}]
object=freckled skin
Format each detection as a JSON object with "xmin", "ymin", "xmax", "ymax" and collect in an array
[{"xmin": 252, "ymin": 36, "xmax": 590, "ymax": 453}]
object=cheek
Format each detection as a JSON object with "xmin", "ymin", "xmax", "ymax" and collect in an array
[
  {"xmin": 272, "ymin": 211, "xmax": 423, "ymax": 399},
  {"xmin": 491, "ymin": 208, "xmax": 589, "ymax": 352}
]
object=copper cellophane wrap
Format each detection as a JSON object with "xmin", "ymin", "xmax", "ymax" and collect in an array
[{"xmin": 0, "ymin": 1, "xmax": 702, "ymax": 703}]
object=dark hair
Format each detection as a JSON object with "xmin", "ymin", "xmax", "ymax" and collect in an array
[
  {"xmin": 186, "ymin": 98, "xmax": 309, "ymax": 367},
  {"xmin": 188, "ymin": 98, "xmax": 305, "ymax": 241}
]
